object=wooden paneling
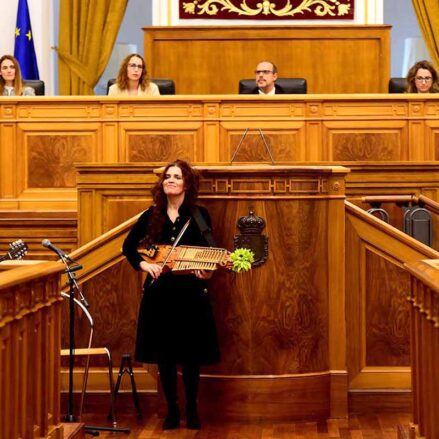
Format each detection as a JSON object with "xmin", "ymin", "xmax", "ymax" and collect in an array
[
  {"xmin": 26, "ymin": 133, "xmax": 95, "ymax": 188},
  {"xmin": 324, "ymin": 121, "xmax": 408, "ymax": 161},
  {"xmin": 0, "ymin": 211, "xmax": 77, "ymax": 259},
  {"xmin": 365, "ymin": 250, "xmax": 410, "ymax": 367},
  {"xmin": 220, "ymin": 121, "xmax": 306, "ymax": 162},
  {"xmin": 76, "ymin": 164, "xmax": 160, "ymax": 244},
  {"xmin": 143, "ymin": 26, "xmax": 390, "ymax": 94},
  {"xmin": 119, "ymin": 122, "xmax": 204, "ymax": 163},
  {"xmin": 0, "ymin": 260, "xmax": 64, "ymax": 439},
  {"xmin": 345, "ymin": 202, "xmax": 439, "ymax": 393},
  {"xmin": 405, "ymin": 260, "xmax": 439, "ymax": 439},
  {"xmin": 1, "ymin": 95, "xmax": 439, "ymax": 211},
  {"xmin": 199, "ymin": 374, "xmax": 331, "ymax": 421}
]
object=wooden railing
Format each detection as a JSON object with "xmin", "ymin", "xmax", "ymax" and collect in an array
[
  {"xmin": 362, "ymin": 194, "xmax": 439, "ymax": 215},
  {"xmin": 360, "ymin": 194, "xmax": 439, "ymax": 250},
  {"xmin": 0, "ymin": 260, "xmax": 65, "ymax": 439},
  {"xmin": 345, "ymin": 201, "xmax": 439, "ymax": 409},
  {"xmin": 405, "ymin": 259, "xmax": 439, "ymax": 439}
]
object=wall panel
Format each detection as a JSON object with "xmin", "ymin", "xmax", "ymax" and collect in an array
[
  {"xmin": 345, "ymin": 202, "xmax": 438, "ymax": 392},
  {"xmin": 143, "ymin": 26, "xmax": 391, "ymax": 94},
  {"xmin": 323, "ymin": 121, "xmax": 408, "ymax": 161}
]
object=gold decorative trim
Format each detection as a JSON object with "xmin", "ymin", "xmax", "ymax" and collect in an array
[
  {"xmin": 182, "ymin": 0, "xmax": 352, "ymax": 17},
  {"xmin": 199, "ymin": 176, "xmax": 328, "ymax": 195}
]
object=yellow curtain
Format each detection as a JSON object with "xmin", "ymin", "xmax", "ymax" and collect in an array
[
  {"xmin": 412, "ymin": 0, "xmax": 439, "ymax": 69},
  {"xmin": 58, "ymin": 0, "xmax": 128, "ymax": 95}
]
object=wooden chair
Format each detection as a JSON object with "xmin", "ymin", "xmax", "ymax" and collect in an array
[
  {"xmin": 388, "ymin": 77, "xmax": 407, "ymax": 93},
  {"xmin": 23, "ymin": 80, "xmax": 45, "ymax": 95},
  {"xmin": 60, "ymin": 292, "xmax": 116, "ymax": 422}
]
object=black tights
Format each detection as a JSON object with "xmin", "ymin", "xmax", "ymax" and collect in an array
[{"xmin": 158, "ymin": 362, "xmax": 200, "ymax": 409}]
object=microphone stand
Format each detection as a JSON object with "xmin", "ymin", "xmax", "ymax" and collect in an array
[
  {"xmin": 60, "ymin": 255, "xmax": 130, "ymax": 435},
  {"xmin": 63, "ymin": 255, "xmax": 82, "ymax": 422}
]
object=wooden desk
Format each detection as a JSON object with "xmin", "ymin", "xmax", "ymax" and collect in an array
[{"xmin": 1, "ymin": 94, "xmax": 439, "ymax": 213}]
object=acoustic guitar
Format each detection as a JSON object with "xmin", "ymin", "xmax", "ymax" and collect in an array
[{"xmin": 0, "ymin": 239, "xmax": 29, "ymax": 262}]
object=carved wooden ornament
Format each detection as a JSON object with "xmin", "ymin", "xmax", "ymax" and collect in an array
[{"xmin": 233, "ymin": 208, "xmax": 268, "ymax": 267}]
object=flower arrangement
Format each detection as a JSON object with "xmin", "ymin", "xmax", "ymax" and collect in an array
[{"xmin": 230, "ymin": 248, "xmax": 254, "ymax": 273}]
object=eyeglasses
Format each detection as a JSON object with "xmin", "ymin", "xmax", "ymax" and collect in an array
[
  {"xmin": 255, "ymin": 70, "xmax": 274, "ymax": 75},
  {"xmin": 128, "ymin": 63, "xmax": 143, "ymax": 70},
  {"xmin": 415, "ymin": 76, "xmax": 432, "ymax": 82}
]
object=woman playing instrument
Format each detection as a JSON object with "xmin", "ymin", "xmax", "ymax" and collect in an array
[{"xmin": 122, "ymin": 160, "xmax": 220, "ymax": 430}]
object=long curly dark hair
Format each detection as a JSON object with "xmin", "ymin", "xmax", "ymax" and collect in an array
[
  {"xmin": 146, "ymin": 160, "xmax": 199, "ymax": 244},
  {"xmin": 116, "ymin": 53, "xmax": 150, "ymax": 91},
  {"xmin": 405, "ymin": 60, "xmax": 439, "ymax": 93}
]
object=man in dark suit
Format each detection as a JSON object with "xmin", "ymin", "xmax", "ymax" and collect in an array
[{"xmin": 252, "ymin": 61, "xmax": 284, "ymax": 94}]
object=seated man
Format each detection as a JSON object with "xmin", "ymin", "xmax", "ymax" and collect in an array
[{"xmin": 252, "ymin": 61, "xmax": 284, "ymax": 95}]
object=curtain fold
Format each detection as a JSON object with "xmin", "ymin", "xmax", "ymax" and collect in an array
[
  {"xmin": 58, "ymin": 0, "xmax": 128, "ymax": 95},
  {"xmin": 412, "ymin": 0, "xmax": 439, "ymax": 70}
]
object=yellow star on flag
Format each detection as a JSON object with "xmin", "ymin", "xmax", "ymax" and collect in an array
[
  {"xmin": 15, "ymin": 27, "xmax": 20, "ymax": 37},
  {"xmin": 26, "ymin": 30, "xmax": 32, "ymax": 40}
]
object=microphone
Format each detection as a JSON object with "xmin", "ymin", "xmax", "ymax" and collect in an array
[
  {"xmin": 42, "ymin": 239, "xmax": 87, "ymax": 307},
  {"xmin": 42, "ymin": 239, "xmax": 70, "ymax": 260}
]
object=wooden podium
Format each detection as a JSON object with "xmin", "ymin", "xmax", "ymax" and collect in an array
[{"xmin": 193, "ymin": 165, "xmax": 349, "ymax": 420}]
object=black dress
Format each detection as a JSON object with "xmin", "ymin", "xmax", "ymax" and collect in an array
[{"xmin": 122, "ymin": 204, "xmax": 220, "ymax": 365}]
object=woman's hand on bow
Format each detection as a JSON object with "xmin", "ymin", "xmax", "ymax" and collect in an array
[{"xmin": 140, "ymin": 261, "xmax": 162, "ymax": 279}]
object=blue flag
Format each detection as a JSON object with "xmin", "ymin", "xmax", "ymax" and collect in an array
[{"xmin": 14, "ymin": 0, "xmax": 39, "ymax": 80}]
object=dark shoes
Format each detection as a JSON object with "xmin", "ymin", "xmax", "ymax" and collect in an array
[
  {"xmin": 186, "ymin": 404, "xmax": 201, "ymax": 430},
  {"xmin": 162, "ymin": 405, "xmax": 180, "ymax": 430},
  {"xmin": 162, "ymin": 403, "xmax": 201, "ymax": 430}
]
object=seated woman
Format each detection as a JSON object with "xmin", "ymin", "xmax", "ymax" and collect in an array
[
  {"xmin": 405, "ymin": 60, "xmax": 439, "ymax": 93},
  {"xmin": 108, "ymin": 53, "xmax": 160, "ymax": 96},
  {"xmin": 0, "ymin": 55, "xmax": 35, "ymax": 96}
]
